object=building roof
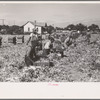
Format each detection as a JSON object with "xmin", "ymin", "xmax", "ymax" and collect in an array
[{"xmin": 23, "ymin": 21, "xmax": 45, "ymax": 27}]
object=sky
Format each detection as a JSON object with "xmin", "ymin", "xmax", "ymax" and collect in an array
[{"xmin": 0, "ymin": 3, "xmax": 100, "ymax": 27}]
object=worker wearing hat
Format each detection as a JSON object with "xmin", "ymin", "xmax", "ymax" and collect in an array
[{"xmin": 26, "ymin": 28, "xmax": 38, "ymax": 66}]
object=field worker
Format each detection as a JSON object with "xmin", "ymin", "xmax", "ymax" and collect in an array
[
  {"xmin": 53, "ymin": 39, "xmax": 65, "ymax": 57},
  {"xmin": 60, "ymin": 34, "xmax": 66, "ymax": 43},
  {"xmin": 42, "ymin": 36, "xmax": 54, "ymax": 57},
  {"xmin": 64, "ymin": 35, "xmax": 73, "ymax": 49},
  {"xmin": 26, "ymin": 28, "xmax": 38, "ymax": 65}
]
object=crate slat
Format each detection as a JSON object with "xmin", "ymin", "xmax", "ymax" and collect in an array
[{"xmin": 16, "ymin": 36, "xmax": 24, "ymax": 43}]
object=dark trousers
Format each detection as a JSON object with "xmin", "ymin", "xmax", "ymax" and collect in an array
[
  {"xmin": 26, "ymin": 46, "xmax": 37, "ymax": 61},
  {"xmin": 29, "ymin": 46, "xmax": 36, "ymax": 60},
  {"xmin": 42, "ymin": 49, "xmax": 50, "ymax": 57}
]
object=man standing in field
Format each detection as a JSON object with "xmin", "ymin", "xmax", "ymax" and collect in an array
[{"xmin": 25, "ymin": 28, "xmax": 38, "ymax": 66}]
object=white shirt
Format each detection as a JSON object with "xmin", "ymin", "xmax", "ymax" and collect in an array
[
  {"xmin": 64, "ymin": 37, "xmax": 70, "ymax": 43},
  {"xmin": 44, "ymin": 40, "xmax": 51, "ymax": 49},
  {"xmin": 29, "ymin": 33, "xmax": 38, "ymax": 41}
]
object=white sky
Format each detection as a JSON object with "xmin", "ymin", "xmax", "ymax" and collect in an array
[{"xmin": 0, "ymin": 3, "xmax": 100, "ymax": 27}]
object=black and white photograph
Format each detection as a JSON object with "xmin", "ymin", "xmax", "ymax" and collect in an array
[{"xmin": 0, "ymin": 1, "xmax": 100, "ymax": 82}]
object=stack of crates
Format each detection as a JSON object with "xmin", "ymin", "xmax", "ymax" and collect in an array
[
  {"xmin": 8, "ymin": 36, "xmax": 16, "ymax": 45},
  {"xmin": 16, "ymin": 36, "xmax": 24, "ymax": 44},
  {"xmin": 25, "ymin": 55, "xmax": 54, "ymax": 67},
  {"xmin": 34, "ymin": 60, "xmax": 54, "ymax": 67}
]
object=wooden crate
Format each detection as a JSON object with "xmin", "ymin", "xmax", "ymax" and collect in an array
[
  {"xmin": 8, "ymin": 37, "xmax": 16, "ymax": 44},
  {"xmin": 34, "ymin": 61, "xmax": 53, "ymax": 67},
  {"xmin": 25, "ymin": 55, "xmax": 54, "ymax": 67},
  {"xmin": 8, "ymin": 38, "xmax": 13, "ymax": 43},
  {"xmin": 16, "ymin": 36, "xmax": 24, "ymax": 44}
]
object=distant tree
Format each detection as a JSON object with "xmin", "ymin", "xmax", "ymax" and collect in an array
[
  {"xmin": 43, "ymin": 23, "xmax": 48, "ymax": 32},
  {"xmin": 88, "ymin": 24, "xmax": 99, "ymax": 32},
  {"xmin": 0, "ymin": 25, "xmax": 9, "ymax": 34},
  {"xmin": 56, "ymin": 27, "xmax": 63, "ymax": 30},
  {"xmin": 65, "ymin": 24, "xmax": 76, "ymax": 30},
  {"xmin": 2, "ymin": 25, "xmax": 9, "ymax": 29},
  {"xmin": 7, "ymin": 25, "xmax": 22, "ymax": 35},
  {"xmin": 47, "ymin": 25, "xmax": 55, "ymax": 34},
  {"xmin": 0, "ymin": 25, "xmax": 2, "ymax": 31},
  {"xmin": 75, "ymin": 23, "xmax": 87, "ymax": 32},
  {"xmin": 45, "ymin": 23, "xmax": 47, "ymax": 27}
]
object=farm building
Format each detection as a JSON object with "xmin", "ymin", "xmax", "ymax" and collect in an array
[{"xmin": 23, "ymin": 21, "xmax": 45, "ymax": 34}]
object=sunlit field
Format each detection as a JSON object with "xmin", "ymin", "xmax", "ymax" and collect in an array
[{"xmin": 1, "ymin": 33, "xmax": 100, "ymax": 82}]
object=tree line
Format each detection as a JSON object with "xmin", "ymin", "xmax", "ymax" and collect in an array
[
  {"xmin": 56, "ymin": 23, "xmax": 100, "ymax": 32},
  {"xmin": 0, "ymin": 23, "xmax": 99, "ymax": 35},
  {"xmin": 0, "ymin": 25, "xmax": 23, "ymax": 35}
]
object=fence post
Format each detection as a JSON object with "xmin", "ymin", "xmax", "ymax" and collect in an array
[
  {"xmin": 0, "ymin": 36, "xmax": 2, "ymax": 47},
  {"xmin": 13, "ymin": 36, "xmax": 16, "ymax": 45}
]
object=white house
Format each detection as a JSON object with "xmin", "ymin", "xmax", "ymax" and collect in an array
[{"xmin": 23, "ymin": 21, "xmax": 45, "ymax": 34}]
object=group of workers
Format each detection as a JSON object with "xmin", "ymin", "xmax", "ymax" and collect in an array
[{"xmin": 25, "ymin": 28, "xmax": 73, "ymax": 67}]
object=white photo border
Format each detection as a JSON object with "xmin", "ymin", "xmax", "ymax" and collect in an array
[{"xmin": 0, "ymin": 1, "xmax": 100, "ymax": 99}]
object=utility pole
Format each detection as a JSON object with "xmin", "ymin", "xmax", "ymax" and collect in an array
[
  {"xmin": 0, "ymin": 19, "xmax": 5, "ymax": 25},
  {"xmin": 34, "ymin": 20, "xmax": 36, "ymax": 28}
]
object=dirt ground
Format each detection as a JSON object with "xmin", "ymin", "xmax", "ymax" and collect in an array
[{"xmin": 0, "ymin": 34, "xmax": 100, "ymax": 82}]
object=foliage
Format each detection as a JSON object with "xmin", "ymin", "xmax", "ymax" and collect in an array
[
  {"xmin": 56, "ymin": 27, "xmax": 64, "ymax": 30},
  {"xmin": 45, "ymin": 23, "xmax": 47, "ymax": 27},
  {"xmin": 47, "ymin": 25, "xmax": 55, "ymax": 34},
  {"xmin": 64, "ymin": 24, "xmax": 76, "ymax": 30},
  {"xmin": 88, "ymin": 24, "xmax": 99, "ymax": 32},
  {"xmin": 75, "ymin": 23, "xmax": 87, "ymax": 32},
  {"xmin": 0, "ymin": 25, "xmax": 9, "ymax": 34},
  {"xmin": 7, "ymin": 25, "xmax": 23, "ymax": 35}
]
